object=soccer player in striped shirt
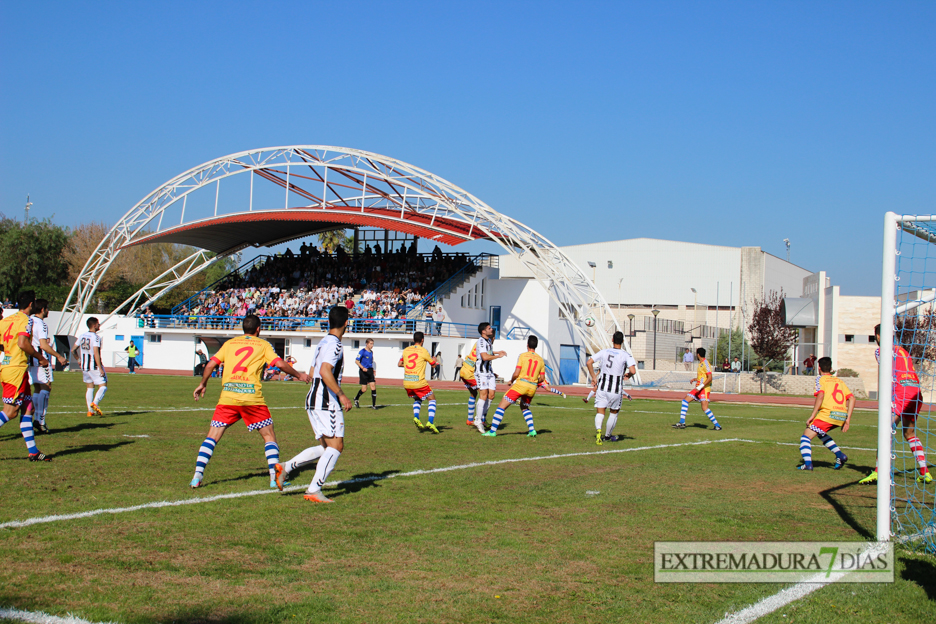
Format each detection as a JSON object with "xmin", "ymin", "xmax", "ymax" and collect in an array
[
  {"xmin": 276, "ymin": 306, "xmax": 352, "ymax": 503},
  {"xmin": 586, "ymin": 331, "xmax": 637, "ymax": 445},
  {"xmin": 797, "ymin": 357, "xmax": 854, "ymax": 471},
  {"xmin": 484, "ymin": 335, "xmax": 545, "ymax": 437},
  {"xmin": 398, "ymin": 332, "xmax": 439, "ymax": 433},
  {"xmin": 71, "ymin": 317, "xmax": 107, "ymax": 417},
  {"xmin": 673, "ymin": 347, "xmax": 722, "ymax": 430},
  {"xmin": 0, "ymin": 290, "xmax": 52, "ymax": 461},
  {"xmin": 191, "ymin": 314, "xmax": 309, "ymax": 489},
  {"xmin": 474, "ymin": 322, "xmax": 506, "ymax": 430},
  {"xmin": 28, "ymin": 299, "xmax": 66, "ymax": 434},
  {"xmin": 859, "ymin": 324, "xmax": 931, "ymax": 485}
]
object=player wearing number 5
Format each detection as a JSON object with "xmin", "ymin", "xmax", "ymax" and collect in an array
[
  {"xmin": 190, "ymin": 314, "xmax": 310, "ymax": 489},
  {"xmin": 399, "ymin": 331, "xmax": 439, "ymax": 433},
  {"xmin": 483, "ymin": 335, "xmax": 545, "ymax": 437},
  {"xmin": 796, "ymin": 357, "xmax": 854, "ymax": 472}
]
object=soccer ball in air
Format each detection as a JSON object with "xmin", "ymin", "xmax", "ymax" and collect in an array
[{"xmin": 584, "ymin": 317, "xmax": 596, "ymax": 327}]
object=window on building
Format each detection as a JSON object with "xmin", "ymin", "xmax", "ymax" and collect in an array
[
  {"xmin": 845, "ymin": 335, "xmax": 854, "ymax": 343},
  {"xmin": 306, "ymin": 339, "xmax": 312, "ymax": 348},
  {"xmin": 401, "ymin": 341, "xmax": 412, "ymax": 349},
  {"xmin": 115, "ymin": 335, "xmax": 124, "ymax": 341},
  {"xmin": 353, "ymin": 340, "xmax": 360, "ymax": 349},
  {"xmin": 148, "ymin": 335, "xmax": 161, "ymax": 343},
  {"xmin": 868, "ymin": 335, "xmax": 876, "ymax": 342},
  {"xmin": 480, "ymin": 279, "xmax": 485, "ymax": 308}
]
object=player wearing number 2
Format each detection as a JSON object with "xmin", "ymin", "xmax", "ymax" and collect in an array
[
  {"xmin": 190, "ymin": 314, "xmax": 310, "ymax": 488},
  {"xmin": 483, "ymin": 335, "xmax": 545, "ymax": 437},
  {"xmin": 796, "ymin": 357, "xmax": 854, "ymax": 471}
]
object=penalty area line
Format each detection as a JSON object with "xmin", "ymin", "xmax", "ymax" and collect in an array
[{"xmin": 0, "ymin": 438, "xmax": 747, "ymax": 531}]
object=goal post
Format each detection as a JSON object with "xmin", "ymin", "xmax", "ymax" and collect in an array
[{"xmin": 879, "ymin": 212, "xmax": 936, "ymax": 553}]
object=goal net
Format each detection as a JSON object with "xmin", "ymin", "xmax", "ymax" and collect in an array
[{"xmin": 880, "ymin": 213, "xmax": 936, "ymax": 553}]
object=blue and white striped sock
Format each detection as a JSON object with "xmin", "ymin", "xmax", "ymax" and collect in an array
[
  {"xmin": 799, "ymin": 435, "xmax": 813, "ymax": 467},
  {"xmin": 427, "ymin": 400, "xmax": 436, "ymax": 425},
  {"xmin": 523, "ymin": 409, "xmax": 535, "ymax": 432},
  {"xmin": 36, "ymin": 390, "xmax": 50, "ymax": 423},
  {"xmin": 0, "ymin": 411, "xmax": 9, "ymax": 427},
  {"xmin": 679, "ymin": 400, "xmax": 689, "ymax": 423},
  {"xmin": 491, "ymin": 407, "xmax": 505, "ymax": 432},
  {"xmin": 264, "ymin": 442, "xmax": 279, "ymax": 478},
  {"xmin": 412, "ymin": 399, "xmax": 422, "ymax": 421},
  {"xmin": 817, "ymin": 433, "xmax": 845, "ymax": 460},
  {"xmin": 20, "ymin": 415, "xmax": 38, "ymax": 455},
  {"xmin": 467, "ymin": 396, "xmax": 476, "ymax": 420},
  {"xmin": 195, "ymin": 437, "xmax": 217, "ymax": 476},
  {"xmin": 704, "ymin": 409, "xmax": 719, "ymax": 427}
]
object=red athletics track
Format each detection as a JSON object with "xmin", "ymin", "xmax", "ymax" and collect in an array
[{"xmin": 132, "ymin": 368, "xmax": 878, "ymax": 411}]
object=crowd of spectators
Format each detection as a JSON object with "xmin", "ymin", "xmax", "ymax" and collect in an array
[{"xmin": 173, "ymin": 243, "xmax": 475, "ymax": 331}]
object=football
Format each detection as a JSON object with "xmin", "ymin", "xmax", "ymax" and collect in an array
[{"xmin": 584, "ymin": 316, "xmax": 596, "ymax": 327}]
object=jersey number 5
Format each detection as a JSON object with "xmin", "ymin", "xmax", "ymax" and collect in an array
[{"xmin": 232, "ymin": 346, "xmax": 255, "ymax": 374}]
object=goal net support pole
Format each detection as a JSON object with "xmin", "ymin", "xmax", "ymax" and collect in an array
[{"xmin": 877, "ymin": 212, "xmax": 898, "ymax": 543}]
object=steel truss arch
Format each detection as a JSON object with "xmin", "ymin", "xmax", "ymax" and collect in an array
[{"xmin": 58, "ymin": 146, "xmax": 636, "ymax": 382}]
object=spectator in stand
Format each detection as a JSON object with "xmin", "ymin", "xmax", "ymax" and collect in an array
[
  {"xmin": 682, "ymin": 348, "xmax": 694, "ymax": 370},
  {"xmin": 432, "ymin": 352, "xmax": 443, "ymax": 380},
  {"xmin": 731, "ymin": 357, "xmax": 741, "ymax": 373},
  {"xmin": 453, "ymin": 354, "xmax": 463, "ymax": 381},
  {"xmin": 195, "ymin": 348, "xmax": 208, "ymax": 377},
  {"xmin": 721, "ymin": 357, "xmax": 730, "ymax": 372},
  {"xmin": 433, "ymin": 307, "xmax": 445, "ymax": 336},
  {"xmin": 803, "ymin": 353, "xmax": 816, "ymax": 375}
]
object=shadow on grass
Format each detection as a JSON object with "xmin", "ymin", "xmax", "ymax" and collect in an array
[
  {"xmin": 901, "ymin": 557, "xmax": 936, "ymax": 601},
  {"xmin": 42, "ymin": 421, "xmax": 120, "ymax": 435},
  {"xmin": 53, "ymin": 440, "xmax": 135, "ymax": 458},
  {"xmin": 211, "ymin": 471, "xmax": 268, "ymax": 486},
  {"xmin": 329, "ymin": 470, "xmax": 401, "ymax": 498},
  {"xmin": 818, "ymin": 482, "xmax": 874, "ymax": 539}
]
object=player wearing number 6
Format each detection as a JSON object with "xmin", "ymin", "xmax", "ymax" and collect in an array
[
  {"xmin": 190, "ymin": 314, "xmax": 310, "ymax": 489},
  {"xmin": 483, "ymin": 335, "xmax": 545, "ymax": 437},
  {"xmin": 796, "ymin": 357, "xmax": 854, "ymax": 471}
]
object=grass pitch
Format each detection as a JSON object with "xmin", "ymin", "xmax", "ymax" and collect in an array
[{"xmin": 0, "ymin": 372, "xmax": 933, "ymax": 624}]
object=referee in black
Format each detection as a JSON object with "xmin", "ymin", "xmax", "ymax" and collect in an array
[{"xmin": 354, "ymin": 338, "xmax": 377, "ymax": 409}]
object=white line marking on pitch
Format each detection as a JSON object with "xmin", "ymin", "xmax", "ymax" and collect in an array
[
  {"xmin": 0, "ymin": 606, "xmax": 118, "ymax": 624},
  {"xmin": 0, "ymin": 439, "xmax": 744, "ymax": 531},
  {"xmin": 714, "ymin": 541, "xmax": 888, "ymax": 624}
]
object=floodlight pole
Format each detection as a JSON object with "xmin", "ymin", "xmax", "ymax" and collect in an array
[
  {"xmin": 652, "ymin": 309, "xmax": 660, "ymax": 370},
  {"xmin": 876, "ymin": 212, "xmax": 898, "ymax": 544}
]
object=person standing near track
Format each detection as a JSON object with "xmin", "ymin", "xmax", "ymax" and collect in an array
[
  {"xmin": 190, "ymin": 314, "xmax": 310, "ymax": 489},
  {"xmin": 0, "ymin": 291, "xmax": 52, "ymax": 461},
  {"xmin": 353, "ymin": 338, "xmax": 377, "ymax": 409},
  {"xmin": 28, "ymin": 299, "xmax": 65, "ymax": 434}
]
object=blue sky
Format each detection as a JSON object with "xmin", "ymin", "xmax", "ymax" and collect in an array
[{"xmin": 1, "ymin": 1, "xmax": 933, "ymax": 296}]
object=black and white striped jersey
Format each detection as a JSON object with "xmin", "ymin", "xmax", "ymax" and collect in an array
[
  {"xmin": 78, "ymin": 331, "xmax": 102, "ymax": 371},
  {"xmin": 306, "ymin": 334, "xmax": 344, "ymax": 411},
  {"xmin": 29, "ymin": 316, "xmax": 49, "ymax": 367},
  {"xmin": 593, "ymin": 348, "xmax": 636, "ymax": 394},
  {"xmin": 476, "ymin": 336, "xmax": 494, "ymax": 375}
]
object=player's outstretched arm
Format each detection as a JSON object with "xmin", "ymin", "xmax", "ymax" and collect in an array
[
  {"xmin": 39, "ymin": 338, "xmax": 65, "ymax": 365},
  {"xmin": 585, "ymin": 357, "xmax": 598, "ymax": 387},
  {"xmin": 277, "ymin": 359, "xmax": 310, "ymax": 383},
  {"xmin": 194, "ymin": 360, "xmax": 219, "ymax": 401},
  {"xmin": 18, "ymin": 334, "xmax": 47, "ymax": 367}
]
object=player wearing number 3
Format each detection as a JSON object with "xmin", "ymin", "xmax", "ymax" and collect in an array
[
  {"xmin": 796, "ymin": 357, "xmax": 854, "ymax": 471},
  {"xmin": 399, "ymin": 331, "xmax": 439, "ymax": 433},
  {"xmin": 190, "ymin": 314, "xmax": 310, "ymax": 489}
]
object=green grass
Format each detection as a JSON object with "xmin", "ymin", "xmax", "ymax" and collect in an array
[{"xmin": 0, "ymin": 372, "xmax": 932, "ymax": 623}]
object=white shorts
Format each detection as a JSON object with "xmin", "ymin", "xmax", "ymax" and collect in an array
[
  {"xmin": 476, "ymin": 372, "xmax": 497, "ymax": 391},
  {"xmin": 594, "ymin": 390, "xmax": 623, "ymax": 411},
  {"xmin": 28, "ymin": 365, "xmax": 54, "ymax": 385},
  {"xmin": 82, "ymin": 370, "xmax": 107, "ymax": 386},
  {"xmin": 307, "ymin": 408, "xmax": 345, "ymax": 440}
]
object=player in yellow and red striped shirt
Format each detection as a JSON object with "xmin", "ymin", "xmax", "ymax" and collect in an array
[{"xmin": 483, "ymin": 335, "xmax": 545, "ymax": 438}]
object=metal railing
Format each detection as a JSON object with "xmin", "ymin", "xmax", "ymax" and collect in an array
[
  {"xmin": 408, "ymin": 253, "xmax": 498, "ymax": 319},
  {"xmin": 139, "ymin": 314, "xmax": 528, "ymax": 340}
]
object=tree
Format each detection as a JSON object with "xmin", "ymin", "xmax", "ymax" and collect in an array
[
  {"xmin": 895, "ymin": 307, "xmax": 936, "ymax": 365},
  {"xmin": 0, "ymin": 213, "xmax": 72, "ymax": 306},
  {"xmin": 747, "ymin": 290, "xmax": 796, "ymax": 392},
  {"xmin": 317, "ymin": 229, "xmax": 351, "ymax": 254}
]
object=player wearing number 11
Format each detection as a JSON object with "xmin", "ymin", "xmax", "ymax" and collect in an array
[
  {"xmin": 796, "ymin": 357, "xmax": 854, "ymax": 472},
  {"xmin": 190, "ymin": 314, "xmax": 310, "ymax": 489},
  {"xmin": 483, "ymin": 335, "xmax": 545, "ymax": 437}
]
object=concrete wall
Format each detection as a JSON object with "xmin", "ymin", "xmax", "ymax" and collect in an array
[{"xmin": 634, "ymin": 369, "xmax": 868, "ymax": 398}]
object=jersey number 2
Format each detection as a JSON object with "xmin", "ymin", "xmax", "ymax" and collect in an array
[{"xmin": 232, "ymin": 346, "xmax": 255, "ymax": 374}]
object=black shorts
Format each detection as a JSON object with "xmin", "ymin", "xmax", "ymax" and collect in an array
[{"xmin": 359, "ymin": 369, "xmax": 375, "ymax": 385}]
